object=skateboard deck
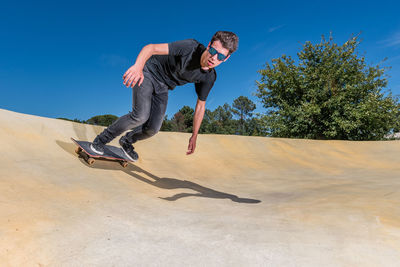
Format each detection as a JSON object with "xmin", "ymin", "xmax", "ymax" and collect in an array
[{"xmin": 71, "ymin": 138, "xmax": 133, "ymax": 167}]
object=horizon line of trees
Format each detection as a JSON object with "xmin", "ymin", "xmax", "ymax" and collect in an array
[
  {"xmin": 58, "ymin": 96, "xmax": 263, "ymax": 136},
  {"xmin": 57, "ymin": 114, "xmax": 118, "ymax": 126},
  {"xmin": 160, "ymin": 96, "xmax": 262, "ymax": 136}
]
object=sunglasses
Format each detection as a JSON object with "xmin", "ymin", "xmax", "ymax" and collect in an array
[{"xmin": 208, "ymin": 46, "xmax": 228, "ymax": 61}]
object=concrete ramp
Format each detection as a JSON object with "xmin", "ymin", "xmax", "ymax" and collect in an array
[{"xmin": 1, "ymin": 108, "xmax": 400, "ymax": 266}]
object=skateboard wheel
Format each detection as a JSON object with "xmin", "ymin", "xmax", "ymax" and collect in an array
[
  {"xmin": 75, "ymin": 147, "xmax": 82, "ymax": 154},
  {"xmin": 87, "ymin": 157, "xmax": 95, "ymax": 165},
  {"xmin": 120, "ymin": 161, "xmax": 128, "ymax": 168}
]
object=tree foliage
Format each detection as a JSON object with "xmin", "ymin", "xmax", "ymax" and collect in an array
[
  {"xmin": 201, "ymin": 103, "xmax": 237, "ymax": 134},
  {"xmin": 165, "ymin": 106, "xmax": 194, "ymax": 133},
  {"xmin": 86, "ymin": 114, "xmax": 118, "ymax": 127},
  {"xmin": 161, "ymin": 97, "xmax": 261, "ymax": 136},
  {"xmin": 256, "ymin": 34, "xmax": 400, "ymax": 140},
  {"xmin": 232, "ymin": 96, "xmax": 256, "ymax": 135}
]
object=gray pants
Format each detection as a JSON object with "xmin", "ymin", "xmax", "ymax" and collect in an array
[{"xmin": 95, "ymin": 69, "xmax": 169, "ymax": 145}]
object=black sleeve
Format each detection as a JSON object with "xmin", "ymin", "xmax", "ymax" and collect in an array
[
  {"xmin": 195, "ymin": 78, "xmax": 215, "ymax": 101},
  {"xmin": 168, "ymin": 39, "xmax": 198, "ymax": 56}
]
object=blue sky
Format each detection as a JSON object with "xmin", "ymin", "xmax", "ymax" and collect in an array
[{"xmin": 1, "ymin": 0, "xmax": 400, "ymax": 121}]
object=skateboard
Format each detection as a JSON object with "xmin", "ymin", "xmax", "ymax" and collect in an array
[{"xmin": 71, "ymin": 138, "xmax": 133, "ymax": 168}]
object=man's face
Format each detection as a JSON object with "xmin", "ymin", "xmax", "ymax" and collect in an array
[{"xmin": 201, "ymin": 40, "xmax": 230, "ymax": 70}]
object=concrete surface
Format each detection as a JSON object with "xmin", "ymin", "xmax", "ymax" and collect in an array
[{"xmin": 1, "ymin": 108, "xmax": 400, "ymax": 266}]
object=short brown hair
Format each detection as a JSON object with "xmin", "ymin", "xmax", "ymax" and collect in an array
[{"xmin": 211, "ymin": 31, "xmax": 239, "ymax": 55}]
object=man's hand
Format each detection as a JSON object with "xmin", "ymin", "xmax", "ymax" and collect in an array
[
  {"xmin": 122, "ymin": 43, "xmax": 168, "ymax": 89},
  {"xmin": 187, "ymin": 135, "xmax": 197, "ymax": 155},
  {"xmin": 123, "ymin": 64, "xmax": 144, "ymax": 88}
]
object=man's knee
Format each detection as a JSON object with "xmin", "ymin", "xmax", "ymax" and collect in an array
[
  {"xmin": 129, "ymin": 111, "xmax": 149, "ymax": 125},
  {"xmin": 142, "ymin": 126, "xmax": 160, "ymax": 138}
]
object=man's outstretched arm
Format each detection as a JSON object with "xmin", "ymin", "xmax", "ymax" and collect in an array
[
  {"xmin": 123, "ymin": 43, "xmax": 169, "ymax": 88},
  {"xmin": 187, "ymin": 99, "xmax": 206, "ymax": 155}
]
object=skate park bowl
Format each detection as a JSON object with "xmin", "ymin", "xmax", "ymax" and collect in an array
[{"xmin": 1, "ymin": 108, "xmax": 400, "ymax": 266}]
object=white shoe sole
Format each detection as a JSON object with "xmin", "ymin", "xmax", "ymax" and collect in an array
[{"xmin": 90, "ymin": 144, "xmax": 104, "ymax": 155}]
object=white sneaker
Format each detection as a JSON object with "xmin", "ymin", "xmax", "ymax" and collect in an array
[{"xmin": 90, "ymin": 143, "xmax": 104, "ymax": 155}]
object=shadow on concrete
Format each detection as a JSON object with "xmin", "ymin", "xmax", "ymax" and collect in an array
[
  {"xmin": 124, "ymin": 165, "xmax": 261, "ymax": 203},
  {"xmin": 56, "ymin": 140, "xmax": 261, "ymax": 204}
]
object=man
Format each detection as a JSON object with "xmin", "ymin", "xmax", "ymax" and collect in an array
[{"xmin": 90, "ymin": 31, "xmax": 239, "ymax": 161}]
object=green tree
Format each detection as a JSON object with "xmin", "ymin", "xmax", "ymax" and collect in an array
[
  {"xmin": 205, "ymin": 103, "xmax": 237, "ymax": 134},
  {"xmin": 180, "ymin": 106, "xmax": 194, "ymax": 132},
  {"xmin": 170, "ymin": 106, "xmax": 194, "ymax": 132},
  {"xmin": 160, "ymin": 115, "xmax": 173, "ymax": 131},
  {"xmin": 86, "ymin": 114, "xmax": 118, "ymax": 127},
  {"xmin": 232, "ymin": 96, "xmax": 256, "ymax": 135},
  {"xmin": 246, "ymin": 116, "xmax": 266, "ymax": 136},
  {"xmin": 171, "ymin": 112, "xmax": 186, "ymax": 132},
  {"xmin": 256, "ymin": 34, "xmax": 400, "ymax": 140}
]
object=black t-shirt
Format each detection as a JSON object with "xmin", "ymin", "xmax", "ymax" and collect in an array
[{"xmin": 145, "ymin": 39, "xmax": 217, "ymax": 101}]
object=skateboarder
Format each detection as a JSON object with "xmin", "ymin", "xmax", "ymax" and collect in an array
[{"xmin": 90, "ymin": 31, "xmax": 239, "ymax": 161}]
